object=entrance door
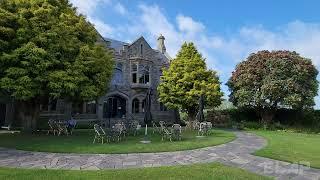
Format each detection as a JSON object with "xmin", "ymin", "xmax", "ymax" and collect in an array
[
  {"xmin": 0, "ymin": 104, "xmax": 6, "ymax": 126},
  {"xmin": 103, "ymin": 95, "xmax": 126, "ymax": 118}
]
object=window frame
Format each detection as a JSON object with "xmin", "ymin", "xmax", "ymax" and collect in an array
[
  {"xmin": 131, "ymin": 62, "xmax": 150, "ymax": 85},
  {"xmin": 131, "ymin": 63, "xmax": 138, "ymax": 83},
  {"xmin": 132, "ymin": 98, "xmax": 140, "ymax": 113}
]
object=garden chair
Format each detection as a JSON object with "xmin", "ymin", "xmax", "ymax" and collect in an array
[
  {"xmin": 152, "ymin": 121, "xmax": 161, "ymax": 134},
  {"xmin": 161, "ymin": 127, "xmax": 172, "ymax": 141},
  {"xmin": 113, "ymin": 123, "xmax": 124, "ymax": 142},
  {"xmin": 159, "ymin": 121, "xmax": 166, "ymax": 132},
  {"xmin": 198, "ymin": 122, "xmax": 208, "ymax": 136},
  {"xmin": 129, "ymin": 120, "xmax": 140, "ymax": 136},
  {"xmin": 193, "ymin": 121, "xmax": 200, "ymax": 130},
  {"xmin": 185, "ymin": 121, "xmax": 193, "ymax": 130},
  {"xmin": 93, "ymin": 124, "xmax": 107, "ymax": 144},
  {"xmin": 57, "ymin": 121, "xmax": 68, "ymax": 136},
  {"xmin": 159, "ymin": 121, "xmax": 166, "ymax": 127},
  {"xmin": 47, "ymin": 119, "xmax": 58, "ymax": 135},
  {"xmin": 1, "ymin": 123, "xmax": 11, "ymax": 131},
  {"xmin": 120, "ymin": 122, "xmax": 127, "ymax": 138},
  {"xmin": 172, "ymin": 124, "xmax": 182, "ymax": 141},
  {"xmin": 67, "ymin": 119, "xmax": 77, "ymax": 135},
  {"xmin": 206, "ymin": 122, "xmax": 213, "ymax": 135}
]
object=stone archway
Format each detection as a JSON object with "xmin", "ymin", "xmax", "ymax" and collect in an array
[
  {"xmin": 103, "ymin": 95, "xmax": 126, "ymax": 119},
  {"xmin": 130, "ymin": 94, "xmax": 146, "ymax": 114}
]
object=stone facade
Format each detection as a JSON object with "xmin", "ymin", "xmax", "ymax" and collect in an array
[
  {"xmin": 96, "ymin": 35, "xmax": 177, "ymax": 125},
  {"xmin": 0, "ymin": 35, "xmax": 177, "ymax": 127}
]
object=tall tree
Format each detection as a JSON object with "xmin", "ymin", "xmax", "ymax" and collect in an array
[
  {"xmin": 158, "ymin": 42, "xmax": 223, "ymax": 121},
  {"xmin": 227, "ymin": 50, "xmax": 318, "ymax": 123},
  {"xmin": 0, "ymin": 0, "xmax": 114, "ymax": 131}
]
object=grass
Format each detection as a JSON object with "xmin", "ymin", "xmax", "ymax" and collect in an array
[
  {"xmin": 0, "ymin": 163, "xmax": 272, "ymax": 180},
  {"xmin": 251, "ymin": 130, "xmax": 320, "ymax": 168},
  {"xmin": 0, "ymin": 129, "xmax": 235, "ymax": 154}
]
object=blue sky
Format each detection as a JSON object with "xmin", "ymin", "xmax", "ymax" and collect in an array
[{"xmin": 70, "ymin": 0, "xmax": 320, "ymax": 108}]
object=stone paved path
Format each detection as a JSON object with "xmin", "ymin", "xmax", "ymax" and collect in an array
[{"xmin": 0, "ymin": 131, "xmax": 319, "ymax": 180}]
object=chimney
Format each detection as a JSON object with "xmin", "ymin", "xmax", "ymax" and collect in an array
[
  {"xmin": 157, "ymin": 34, "xmax": 166, "ymax": 53},
  {"xmin": 123, "ymin": 44, "xmax": 128, "ymax": 52}
]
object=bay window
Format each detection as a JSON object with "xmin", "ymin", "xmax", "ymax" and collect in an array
[{"xmin": 131, "ymin": 63, "xmax": 150, "ymax": 85}]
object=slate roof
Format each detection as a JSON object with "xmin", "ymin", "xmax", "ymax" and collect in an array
[{"xmin": 103, "ymin": 37, "xmax": 129, "ymax": 52}]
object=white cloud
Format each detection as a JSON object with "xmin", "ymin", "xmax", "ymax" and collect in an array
[
  {"xmin": 219, "ymin": 21, "xmax": 320, "ymax": 66},
  {"xmin": 114, "ymin": 2, "xmax": 127, "ymax": 15},
  {"xmin": 137, "ymin": 4, "xmax": 181, "ymax": 54},
  {"xmin": 89, "ymin": 18, "xmax": 114, "ymax": 37},
  {"xmin": 176, "ymin": 15, "xmax": 205, "ymax": 35},
  {"xmin": 70, "ymin": 0, "xmax": 114, "ymax": 38},
  {"xmin": 70, "ymin": 0, "xmax": 111, "ymax": 16}
]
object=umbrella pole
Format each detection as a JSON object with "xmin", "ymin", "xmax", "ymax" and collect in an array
[
  {"xmin": 145, "ymin": 124, "xmax": 148, "ymax": 136},
  {"xmin": 141, "ymin": 123, "xmax": 151, "ymax": 144},
  {"xmin": 140, "ymin": 89, "xmax": 152, "ymax": 144}
]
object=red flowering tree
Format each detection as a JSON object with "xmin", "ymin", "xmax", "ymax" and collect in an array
[{"xmin": 227, "ymin": 50, "xmax": 318, "ymax": 123}]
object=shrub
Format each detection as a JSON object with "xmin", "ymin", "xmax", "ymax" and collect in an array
[{"xmin": 243, "ymin": 121, "xmax": 263, "ymax": 130}]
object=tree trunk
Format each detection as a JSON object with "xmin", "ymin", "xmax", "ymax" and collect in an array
[
  {"xmin": 173, "ymin": 109, "xmax": 181, "ymax": 124},
  {"xmin": 18, "ymin": 99, "xmax": 40, "ymax": 133},
  {"xmin": 260, "ymin": 108, "xmax": 275, "ymax": 125},
  {"xmin": 187, "ymin": 107, "xmax": 197, "ymax": 122}
]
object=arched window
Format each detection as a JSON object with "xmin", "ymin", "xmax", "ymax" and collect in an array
[
  {"xmin": 131, "ymin": 63, "xmax": 138, "ymax": 83},
  {"xmin": 142, "ymin": 99, "xmax": 146, "ymax": 112},
  {"xmin": 111, "ymin": 63, "xmax": 124, "ymax": 85},
  {"xmin": 132, "ymin": 98, "xmax": 139, "ymax": 113},
  {"xmin": 103, "ymin": 96, "xmax": 126, "ymax": 118}
]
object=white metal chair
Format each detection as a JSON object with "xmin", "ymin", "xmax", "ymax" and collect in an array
[
  {"xmin": 172, "ymin": 124, "xmax": 182, "ymax": 141},
  {"xmin": 93, "ymin": 124, "xmax": 107, "ymax": 144},
  {"xmin": 198, "ymin": 122, "xmax": 207, "ymax": 136}
]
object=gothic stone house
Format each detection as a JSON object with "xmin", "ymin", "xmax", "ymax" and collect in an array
[{"xmin": 0, "ymin": 35, "xmax": 177, "ymax": 128}]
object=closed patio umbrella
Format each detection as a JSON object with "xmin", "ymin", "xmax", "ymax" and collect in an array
[
  {"xmin": 141, "ymin": 88, "xmax": 152, "ymax": 143},
  {"xmin": 197, "ymin": 94, "xmax": 205, "ymax": 122},
  {"xmin": 144, "ymin": 88, "xmax": 153, "ymax": 125}
]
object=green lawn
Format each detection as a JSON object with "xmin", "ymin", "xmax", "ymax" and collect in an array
[
  {"xmin": 251, "ymin": 130, "xmax": 320, "ymax": 168},
  {"xmin": 0, "ymin": 163, "xmax": 271, "ymax": 180},
  {"xmin": 0, "ymin": 129, "xmax": 235, "ymax": 154}
]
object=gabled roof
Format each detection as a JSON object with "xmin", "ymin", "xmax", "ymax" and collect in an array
[
  {"xmin": 102, "ymin": 36, "xmax": 171, "ymax": 62},
  {"xmin": 129, "ymin": 36, "xmax": 153, "ymax": 50}
]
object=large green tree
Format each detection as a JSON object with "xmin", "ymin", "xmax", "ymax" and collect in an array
[
  {"xmin": 158, "ymin": 42, "xmax": 223, "ymax": 121},
  {"xmin": 227, "ymin": 50, "xmax": 318, "ymax": 123},
  {"xmin": 0, "ymin": 0, "xmax": 114, "ymax": 131}
]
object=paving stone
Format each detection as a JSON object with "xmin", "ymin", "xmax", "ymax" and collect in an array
[
  {"xmin": 82, "ymin": 166, "xmax": 100, "ymax": 170},
  {"xmin": 123, "ymin": 161, "xmax": 137, "ymax": 166},
  {"xmin": 0, "ymin": 131, "xmax": 318, "ymax": 180},
  {"xmin": 230, "ymin": 158, "xmax": 249, "ymax": 165},
  {"xmin": 142, "ymin": 164, "xmax": 153, "ymax": 167}
]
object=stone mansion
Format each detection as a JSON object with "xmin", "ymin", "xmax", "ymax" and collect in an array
[{"xmin": 0, "ymin": 35, "xmax": 177, "ymax": 127}]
